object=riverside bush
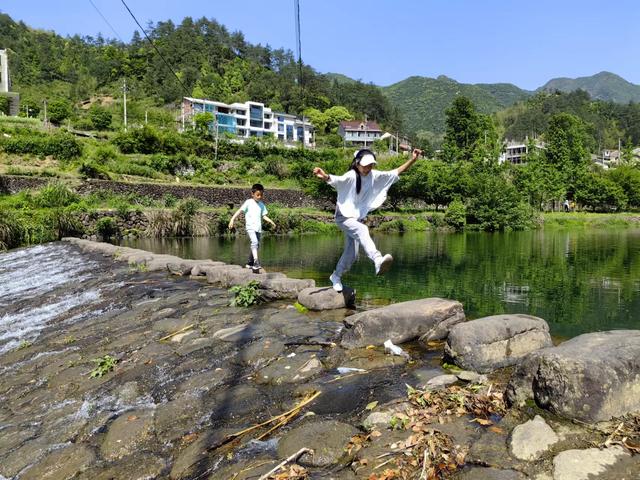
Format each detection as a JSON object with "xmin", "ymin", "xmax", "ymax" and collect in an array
[
  {"xmin": 444, "ymin": 198, "xmax": 467, "ymax": 231},
  {"xmin": 95, "ymin": 216, "xmax": 118, "ymax": 240}
]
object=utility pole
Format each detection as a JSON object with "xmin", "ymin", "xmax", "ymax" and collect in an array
[
  {"xmin": 364, "ymin": 114, "xmax": 368, "ymax": 148},
  {"xmin": 43, "ymin": 100, "xmax": 47, "ymax": 127},
  {"xmin": 145, "ymin": 110, "xmax": 148, "ymax": 125},
  {"xmin": 122, "ymin": 78, "xmax": 128, "ymax": 132}
]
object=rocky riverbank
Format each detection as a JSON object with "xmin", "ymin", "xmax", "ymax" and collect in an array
[{"xmin": 0, "ymin": 240, "xmax": 638, "ymax": 479}]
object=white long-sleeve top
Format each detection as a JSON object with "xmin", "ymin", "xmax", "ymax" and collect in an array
[{"xmin": 327, "ymin": 169, "xmax": 399, "ymax": 219}]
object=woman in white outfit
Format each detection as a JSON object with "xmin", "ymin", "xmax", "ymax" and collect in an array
[{"xmin": 313, "ymin": 148, "xmax": 422, "ymax": 292}]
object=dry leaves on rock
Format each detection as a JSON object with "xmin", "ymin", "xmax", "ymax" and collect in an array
[
  {"xmin": 270, "ymin": 464, "xmax": 308, "ymax": 479},
  {"xmin": 601, "ymin": 412, "xmax": 640, "ymax": 454}
]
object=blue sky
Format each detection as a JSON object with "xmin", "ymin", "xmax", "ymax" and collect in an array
[{"xmin": 2, "ymin": 0, "xmax": 639, "ymax": 90}]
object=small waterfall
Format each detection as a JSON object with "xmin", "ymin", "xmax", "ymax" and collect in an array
[{"xmin": 0, "ymin": 243, "xmax": 105, "ymax": 354}]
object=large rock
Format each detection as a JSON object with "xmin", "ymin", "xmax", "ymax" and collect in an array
[
  {"xmin": 340, "ymin": 298, "xmax": 464, "ymax": 349},
  {"xmin": 19, "ymin": 444, "xmax": 96, "ymax": 480},
  {"xmin": 445, "ymin": 314, "xmax": 552, "ymax": 373},
  {"xmin": 277, "ymin": 420, "xmax": 358, "ymax": 467},
  {"xmin": 260, "ymin": 277, "xmax": 315, "ymax": 300},
  {"xmin": 506, "ymin": 330, "xmax": 640, "ymax": 422},
  {"xmin": 100, "ymin": 409, "xmax": 155, "ymax": 460},
  {"xmin": 297, "ymin": 286, "xmax": 356, "ymax": 310}
]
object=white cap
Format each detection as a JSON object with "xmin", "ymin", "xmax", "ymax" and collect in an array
[{"xmin": 358, "ymin": 153, "xmax": 377, "ymax": 166}]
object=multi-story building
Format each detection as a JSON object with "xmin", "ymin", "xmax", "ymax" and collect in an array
[
  {"xmin": 499, "ymin": 139, "xmax": 545, "ymax": 165},
  {"xmin": 0, "ymin": 48, "xmax": 19, "ymax": 116},
  {"xmin": 181, "ymin": 97, "xmax": 314, "ymax": 146},
  {"xmin": 338, "ymin": 120, "xmax": 383, "ymax": 147}
]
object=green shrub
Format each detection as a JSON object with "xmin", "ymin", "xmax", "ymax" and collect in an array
[
  {"xmin": 263, "ymin": 154, "xmax": 290, "ymax": 179},
  {"xmin": 96, "ymin": 216, "xmax": 118, "ymax": 240},
  {"xmin": 79, "ymin": 161, "xmax": 110, "ymax": 180},
  {"xmin": 93, "ymin": 144, "xmax": 119, "ymax": 164},
  {"xmin": 88, "ymin": 104, "xmax": 112, "ymax": 130},
  {"xmin": 444, "ymin": 198, "xmax": 466, "ymax": 231},
  {"xmin": 0, "ymin": 208, "xmax": 24, "ymax": 250},
  {"xmin": 47, "ymin": 99, "xmax": 72, "ymax": 126},
  {"xmin": 163, "ymin": 194, "xmax": 178, "ymax": 208},
  {"xmin": 33, "ymin": 183, "xmax": 79, "ymax": 208},
  {"xmin": 0, "ymin": 132, "xmax": 82, "ymax": 160}
]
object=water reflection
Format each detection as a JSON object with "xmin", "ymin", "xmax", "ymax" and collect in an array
[{"xmin": 123, "ymin": 229, "xmax": 640, "ymax": 338}]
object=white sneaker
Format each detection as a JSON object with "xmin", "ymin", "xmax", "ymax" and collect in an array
[
  {"xmin": 375, "ymin": 254, "xmax": 394, "ymax": 275},
  {"xmin": 329, "ymin": 273, "xmax": 343, "ymax": 292}
]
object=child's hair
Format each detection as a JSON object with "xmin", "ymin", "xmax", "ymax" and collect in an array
[
  {"xmin": 350, "ymin": 149, "xmax": 376, "ymax": 194},
  {"xmin": 251, "ymin": 183, "xmax": 264, "ymax": 193}
]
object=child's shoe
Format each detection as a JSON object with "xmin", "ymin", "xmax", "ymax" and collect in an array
[
  {"xmin": 329, "ymin": 272, "xmax": 343, "ymax": 292},
  {"xmin": 374, "ymin": 254, "xmax": 394, "ymax": 275}
]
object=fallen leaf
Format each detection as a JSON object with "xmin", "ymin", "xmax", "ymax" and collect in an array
[
  {"xmin": 489, "ymin": 426, "xmax": 505, "ymax": 434},
  {"xmin": 470, "ymin": 418, "xmax": 493, "ymax": 426},
  {"xmin": 366, "ymin": 401, "xmax": 379, "ymax": 411}
]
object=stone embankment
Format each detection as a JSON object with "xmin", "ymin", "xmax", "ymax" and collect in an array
[{"xmin": 1, "ymin": 239, "xmax": 639, "ymax": 479}]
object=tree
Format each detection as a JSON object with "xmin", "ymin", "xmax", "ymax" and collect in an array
[
  {"xmin": 323, "ymin": 106, "xmax": 352, "ymax": 133},
  {"xmin": 47, "ymin": 99, "xmax": 72, "ymax": 125},
  {"xmin": 88, "ymin": 104, "xmax": 112, "ymax": 130},
  {"xmin": 441, "ymin": 96, "xmax": 482, "ymax": 162},
  {"xmin": 545, "ymin": 113, "xmax": 591, "ymax": 195},
  {"xmin": 193, "ymin": 112, "xmax": 214, "ymax": 135},
  {"xmin": 575, "ymin": 172, "xmax": 627, "ymax": 212}
]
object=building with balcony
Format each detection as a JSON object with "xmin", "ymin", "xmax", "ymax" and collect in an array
[
  {"xmin": 181, "ymin": 97, "xmax": 314, "ymax": 146},
  {"xmin": 499, "ymin": 138, "xmax": 545, "ymax": 165},
  {"xmin": 338, "ymin": 120, "xmax": 383, "ymax": 147}
]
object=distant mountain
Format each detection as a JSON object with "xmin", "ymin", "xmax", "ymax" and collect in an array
[
  {"xmin": 323, "ymin": 72, "xmax": 358, "ymax": 85},
  {"xmin": 540, "ymin": 71, "xmax": 640, "ymax": 104},
  {"xmin": 382, "ymin": 75, "xmax": 531, "ymax": 135}
]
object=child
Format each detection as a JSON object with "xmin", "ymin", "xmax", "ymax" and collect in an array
[
  {"xmin": 313, "ymin": 148, "xmax": 422, "ymax": 292},
  {"xmin": 228, "ymin": 183, "xmax": 276, "ymax": 273}
]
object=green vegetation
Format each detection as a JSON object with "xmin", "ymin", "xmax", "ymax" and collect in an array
[
  {"xmin": 229, "ymin": 280, "xmax": 263, "ymax": 307},
  {"xmin": 17, "ymin": 340, "xmax": 33, "ymax": 350},
  {"xmin": 540, "ymin": 71, "xmax": 640, "ymax": 104},
  {"xmin": 89, "ymin": 355, "xmax": 117, "ymax": 378}
]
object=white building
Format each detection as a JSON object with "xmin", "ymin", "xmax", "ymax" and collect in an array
[
  {"xmin": 0, "ymin": 49, "xmax": 9, "ymax": 93},
  {"xmin": 338, "ymin": 120, "xmax": 383, "ymax": 147},
  {"xmin": 499, "ymin": 139, "xmax": 545, "ymax": 165},
  {"xmin": 181, "ymin": 97, "xmax": 314, "ymax": 146}
]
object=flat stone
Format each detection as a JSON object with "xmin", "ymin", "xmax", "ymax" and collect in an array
[
  {"xmin": 100, "ymin": 409, "xmax": 155, "ymax": 461},
  {"xmin": 340, "ymin": 298, "xmax": 465, "ymax": 349},
  {"xmin": 255, "ymin": 353, "xmax": 324, "ymax": 385},
  {"xmin": 456, "ymin": 467, "xmax": 527, "ymax": 480},
  {"xmin": 426, "ymin": 374, "xmax": 459, "ymax": 388},
  {"xmin": 552, "ymin": 446, "xmax": 630, "ymax": 480},
  {"xmin": 297, "ymin": 286, "xmax": 356, "ymax": 310},
  {"xmin": 212, "ymin": 324, "xmax": 252, "ymax": 342},
  {"xmin": 457, "ymin": 370, "xmax": 489, "ymax": 383},
  {"xmin": 445, "ymin": 314, "xmax": 552, "ymax": 373},
  {"xmin": 277, "ymin": 420, "xmax": 358, "ymax": 467},
  {"xmin": 77, "ymin": 453, "xmax": 165, "ymax": 480},
  {"xmin": 260, "ymin": 277, "xmax": 316, "ymax": 300},
  {"xmin": 506, "ymin": 330, "xmax": 640, "ymax": 422},
  {"xmin": 362, "ymin": 411, "xmax": 394, "ymax": 430},
  {"xmin": 236, "ymin": 339, "xmax": 286, "ymax": 366},
  {"xmin": 510, "ymin": 415, "xmax": 559, "ymax": 461},
  {"xmin": 19, "ymin": 444, "xmax": 96, "ymax": 480}
]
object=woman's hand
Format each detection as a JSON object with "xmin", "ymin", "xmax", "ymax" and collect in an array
[
  {"xmin": 412, "ymin": 148, "xmax": 423, "ymax": 161},
  {"xmin": 313, "ymin": 167, "xmax": 329, "ymax": 181}
]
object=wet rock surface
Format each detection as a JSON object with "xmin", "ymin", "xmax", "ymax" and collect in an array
[
  {"xmin": 340, "ymin": 297, "xmax": 465, "ymax": 348},
  {"xmin": 1, "ymin": 240, "xmax": 638, "ymax": 479},
  {"xmin": 445, "ymin": 314, "xmax": 553, "ymax": 373},
  {"xmin": 298, "ymin": 286, "xmax": 357, "ymax": 310}
]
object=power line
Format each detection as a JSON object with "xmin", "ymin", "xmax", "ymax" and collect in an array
[
  {"xmin": 87, "ymin": 0, "xmax": 124, "ymax": 43},
  {"xmin": 119, "ymin": 0, "xmax": 189, "ymax": 95}
]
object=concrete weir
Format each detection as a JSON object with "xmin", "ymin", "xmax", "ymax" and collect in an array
[{"xmin": 62, "ymin": 237, "xmax": 315, "ymax": 298}]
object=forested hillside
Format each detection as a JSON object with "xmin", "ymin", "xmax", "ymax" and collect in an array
[{"xmin": 0, "ymin": 13, "xmax": 401, "ymax": 130}]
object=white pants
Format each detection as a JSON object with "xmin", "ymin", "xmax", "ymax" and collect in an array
[{"xmin": 334, "ymin": 216, "xmax": 381, "ymax": 276}]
